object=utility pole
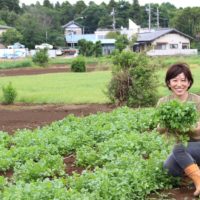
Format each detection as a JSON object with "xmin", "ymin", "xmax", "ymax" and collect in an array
[
  {"xmin": 148, "ymin": 3, "xmax": 151, "ymax": 31},
  {"xmin": 157, "ymin": 7, "xmax": 159, "ymax": 29},
  {"xmin": 111, "ymin": 8, "xmax": 116, "ymax": 30},
  {"xmin": 46, "ymin": 31, "xmax": 48, "ymax": 43}
]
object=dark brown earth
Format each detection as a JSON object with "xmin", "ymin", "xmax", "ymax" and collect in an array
[
  {"xmin": 0, "ymin": 65, "xmax": 109, "ymax": 77},
  {"xmin": 0, "ymin": 66, "xmax": 197, "ymax": 200},
  {"xmin": 0, "ymin": 103, "xmax": 116, "ymax": 134}
]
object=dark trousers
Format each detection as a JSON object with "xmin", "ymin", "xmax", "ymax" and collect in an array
[{"xmin": 164, "ymin": 142, "xmax": 200, "ymax": 177}]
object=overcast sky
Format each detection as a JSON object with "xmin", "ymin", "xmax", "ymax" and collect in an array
[{"xmin": 19, "ymin": 0, "xmax": 200, "ymax": 8}]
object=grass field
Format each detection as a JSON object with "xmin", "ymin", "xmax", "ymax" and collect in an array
[
  {"xmin": 0, "ymin": 57, "xmax": 200, "ymax": 104},
  {"xmin": 0, "ymin": 71, "xmax": 112, "ymax": 104}
]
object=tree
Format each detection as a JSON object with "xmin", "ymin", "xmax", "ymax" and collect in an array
[
  {"xmin": 74, "ymin": 1, "xmax": 87, "ymax": 17},
  {"xmin": 115, "ymin": 34, "xmax": 129, "ymax": 52},
  {"xmin": 171, "ymin": 7, "xmax": 200, "ymax": 38},
  {"xmin": 43, "ymin": 0, "xmax": 53, "ymax": 9},
  {"xmin": 60, "ymin": 1, "xmax": 74, "ymax": 25},
  {"xmin": 16, "ymin": 5, "xmax": 62, "ymax": 49},
  {"xmin": 93, "ymin": 41, "xmax": 102, "ymax": 57},
  {"xmin": 1, "ymin": 28, "xmax": 23, "ymax": 46},
  {"xmin": 107, "ymin": 51, "xmax": 158, "ymax": 107},
  {"xmin": 106, "ymin": 31, "xmax": 120, "ymax": 39},
  {"xmin": 0, "ymin": 0, "xmax": 21, "ymax": 13},
  {"xmin": 78, "ymin": 39, "xmax": 102, "ymax": 57},
  {"xmin": 82, "ymin": 4, "xmax": 107, "ymax": 33},
  {"xmin": 129, "ymin": 0, "xmax": 142, "ymax": 25},
  {"xmin": 0, "ymin": 10, "xmax": 19, "ymax": 26},
  {"xmin": 16, "ymin": 12, "xmax": 44, "ymax": 48},
  {"xmin": 115, "ymin": 1, "xmax": 131, "ymax": 28}
]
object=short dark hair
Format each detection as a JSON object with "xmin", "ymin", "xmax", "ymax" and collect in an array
[{"xmin": 165, "ymin": 63, "xmax": 193, "ymax": 90}]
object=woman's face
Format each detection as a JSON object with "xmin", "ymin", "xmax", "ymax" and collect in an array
[{"xmin": 168, "ymin": 73, "xmax": 191, "ymax": 97}]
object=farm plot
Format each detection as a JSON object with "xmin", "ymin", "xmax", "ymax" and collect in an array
[{"xmin": 0, "ymin": 107, "xmax": 191, "ymax": 199}]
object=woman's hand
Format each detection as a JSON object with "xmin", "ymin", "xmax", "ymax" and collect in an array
[{"xmin": 189, "ymin": 121, "xmax": 200, "ymax": 139}]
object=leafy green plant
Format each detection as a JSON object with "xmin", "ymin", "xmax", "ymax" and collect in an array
[
  {"xmin": 71, "ymin": 56, "xmax": 86, "ymax": 72},
  {"xmin": 32, "ymin": 49, "xmax": 48, "ymax": 67},
  {"xmin": 156, "ymin": 100, "xmax": 199, "ymax": 142},
  {"xmin": 2, "ymin": 82, "xmax": 17, "ymax": 104},
  {"xmin": 107, "ymin": 51, "xmax": 158, "ymax": 107},
  {"xmin": 0, "ymin": 107, "xmax": 176, "ymax": 199}
]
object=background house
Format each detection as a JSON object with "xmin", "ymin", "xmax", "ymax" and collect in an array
[
  {"xmin": 134, "ymin": 29, "xmax": 197, "ymax": 56},
  {"xmin": 63, "ymin": 21, "xmax": 116, "ymax": 55},
  {"xmin": 63, "ymin": 20, "xmax": 197, "ymax": 56}
]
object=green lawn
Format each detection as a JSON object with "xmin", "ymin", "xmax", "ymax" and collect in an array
[
  {"xmin": 0, "ymin": 63, "xmax": 199, "ymax": 104},
  {"xmin": 0, "ymin": 71, "xmax": 112, "ymax": 104}
]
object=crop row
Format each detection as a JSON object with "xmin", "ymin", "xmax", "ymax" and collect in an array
[{"xmin": 0, "ymin": 107, "xmax": 177, "ymax": 199}]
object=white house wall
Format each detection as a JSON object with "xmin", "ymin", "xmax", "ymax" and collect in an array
[{"xmin": 152, "ymin": 33, "xmax": 190, "ymax": 49}]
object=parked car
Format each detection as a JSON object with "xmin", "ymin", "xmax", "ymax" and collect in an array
[
  {"xmin": 7, "ymin": 42, "xmax": 25, "ymax": 49},
  {"xmin": 55, "ymin": 49, "xmax": 63, "ymax": 56},
  {"xmin": 35, "ymin": 43, "xmax": 53, "ymax": 50}
]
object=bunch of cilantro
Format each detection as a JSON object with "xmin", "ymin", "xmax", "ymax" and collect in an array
[{"xmin": 156, "ymin": 100, "xmax": 199, "ymax": 143}]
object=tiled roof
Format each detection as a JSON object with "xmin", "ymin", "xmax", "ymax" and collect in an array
[
  {"xmin": 0, "ymin": 25, "xmax": 12, "ymax": 29},
  {"xmin": 137, "ymin": 28, "xmax": 193, "ymax": 42},
  {"xmin": 62, "ymin": 21, "xmax": 82, "ymax": 28}
]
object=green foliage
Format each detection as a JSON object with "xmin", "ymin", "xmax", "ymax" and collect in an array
[
  {"xmin": 107, "ymin": 51, "xmax": 158, "ymax": 107},
  {"xmin": 78, "ymin": 39, "xmax": 102, "ymax": 57},
  {"xmin": 1, "ymin": 29, "xmax": 23, "ymax": 46},
  {"xmin": 105, "ymin": 31, "xmax": 120, "ymax": 39},
  {"xmin": 156, "ymin": 100, "xmax": 199, "ymax": 142},
  {"xmin": 2, "ymin": 82, "xmax": 17, "ymax": 104},
  {"xmin": 71, "ymin": 56, "xmax": 86, "ymax": 72},
  {"xmin": 0, "ymin": 107, "xmax": 176, "ymax": 199},
  {"xmin": 32, "ymin": 49, "xmax": 48, "ymax": 67},
  {"xmin": 0, "ymin": 59, "xmax": 33, "ymax": 69},
  {"xmin": 115, "ymin": 34, "xmax": 129, "ymax": 52}
]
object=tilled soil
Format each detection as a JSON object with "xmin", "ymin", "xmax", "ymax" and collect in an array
[
  {"xmin": 0, "ymin": 65, "xmax": 109, "ymax": 76},
  {"xmin": 0, "ymin": 103, "xmax": 116, "ymax": 134}
]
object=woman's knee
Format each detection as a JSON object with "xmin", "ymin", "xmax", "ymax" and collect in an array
[
  {"xmin": 163, "ymin": 158, "xmax": 183, "ymax": 177},
  {"xmin": 172, "ymin": 143, "xmax": 185, "ymax": 156}
]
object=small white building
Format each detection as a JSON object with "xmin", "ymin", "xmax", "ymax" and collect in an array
[{"xmin": 135, "ymin": 29, "xmax": 197, "ymax": 56}]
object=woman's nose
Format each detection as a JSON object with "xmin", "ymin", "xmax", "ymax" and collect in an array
[{"xmin": 177, "ymin": 81, "xmax": 182, "ymax": 86}]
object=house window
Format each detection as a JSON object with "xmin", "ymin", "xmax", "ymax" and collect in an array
[
  {"xmin": 155, "ymin": 43, "xmax": 167, "ymax": 50},
  {"xmin": 170, "ymin": 44, "xmax": 178, "ymax": 49},
  {"xmin": 182, "ymin": 43, "xmax": 189, "ymax": 49}
]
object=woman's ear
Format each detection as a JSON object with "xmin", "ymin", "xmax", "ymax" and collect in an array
[{"xmin": 166, "ymin": 81, "xmax": 171, "ymax": 90}]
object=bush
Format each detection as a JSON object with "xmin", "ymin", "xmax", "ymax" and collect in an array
[
  {"xmin": 107, "ymin": 71, "xmax": 131, "ymax": 104},
  {"xmin": 107, "ymin": 51, "xmax": 158, "ymax": 107},
  {"xmin": 2, "ymin": 82, "xmax": 17, "ymax": 104},
  {"xmin": 32, "ymin": 49, "xmax": 48, "ymax": 67},
  {"xmin": 71, "ymin": 57, "xmax": 86, "ymax": 72}
]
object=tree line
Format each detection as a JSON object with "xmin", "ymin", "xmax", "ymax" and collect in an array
[{"xmin": 0, "ymin": 0, "xmax": 200, "ymax": 49}]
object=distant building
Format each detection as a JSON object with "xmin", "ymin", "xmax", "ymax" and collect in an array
[
  {"xmin": 62, "ymin": 20, "xmax": 197, "ymax": 56},
  {"xmin": 0, "ymin": 25, "xmax": 12, "ymax": 36},
  {"xmin": 62, "ymin": 21, "xmax": 83, "ymax": 36},
  {"xmin": 134, "ymin": 28, "xmax": 197, "ymax": 56},
  {"xmin": 62, "ymin": 21, "xmax": 116, "ymax": 55}
]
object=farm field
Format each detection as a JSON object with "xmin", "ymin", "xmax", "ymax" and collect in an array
[
  {"xmin": 0, "ymin": 58, "xmax": 200, "ymax": 199},
  {"xmin": 0, "ymin": 106, "xmax": 196, "ymax": 199}
]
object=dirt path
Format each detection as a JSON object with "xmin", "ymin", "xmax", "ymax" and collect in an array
[
  {"xmin": 0, "ymin": 65, "xmax": 109, "ymax": 76},
  {"xmin": 0, "ymin": 103, "xmax": 116, "ymax": 134}
]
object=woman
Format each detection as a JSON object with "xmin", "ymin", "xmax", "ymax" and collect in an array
[{"xmin": 157, "ymin": 63, "xmax": 200, "ymax": 196}]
